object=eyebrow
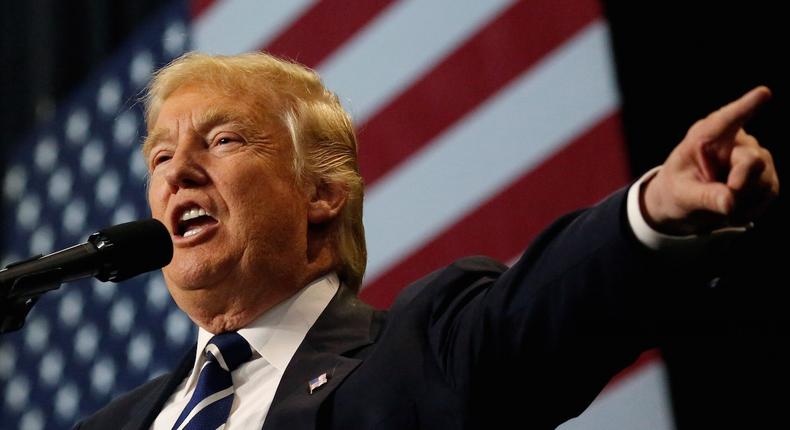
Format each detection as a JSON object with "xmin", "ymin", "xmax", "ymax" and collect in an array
[
  {"xmin": 142, "ymin": 128, "xmax": 170, "ymax": 158},
  {"xmin": 195, "ymin": 107, "xmax": 257, "ymax": 134},
  {"xmin": 142, "ymin": 107, "xmax": 259, "ymax": 157}
]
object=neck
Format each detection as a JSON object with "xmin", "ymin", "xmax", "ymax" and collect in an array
[{"xmin": 173, "ymin": 252, "xmax": 339, "ymax": 333}]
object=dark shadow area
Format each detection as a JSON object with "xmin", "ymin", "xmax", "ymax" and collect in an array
[
  {"xmin": 604, "ymin": 2, "xmax": 789, "ymax": 427},
  {"xmin": 0, "ymin": 0, "xmax": 167, "ymax": 251}
]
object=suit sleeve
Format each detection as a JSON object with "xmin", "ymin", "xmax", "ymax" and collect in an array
[{"xmin": 410, "ymin": 186, "xmax": 718, "ymax": 427}]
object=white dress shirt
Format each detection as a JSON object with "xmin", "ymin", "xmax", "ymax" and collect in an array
[
  {"xmin": 627, "ymin": 167, "xmax": 749, "ymax": 252},
  {"xmin": 151, "ymin": 273, "xmax": 339, "ymax": 430},
  {"xmin": 151, "ymin": 168, "xmax": 735, "ymax": 429}
]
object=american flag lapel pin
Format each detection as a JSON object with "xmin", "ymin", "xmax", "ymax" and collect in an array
[{"xmin": 308, "ymin": 372, "xmax": 329, "ymax": 394}]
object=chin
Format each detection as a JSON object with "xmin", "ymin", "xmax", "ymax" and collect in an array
[{"xmin": 163, "ymin": 257, "xmax": 233, "ymax": 291}]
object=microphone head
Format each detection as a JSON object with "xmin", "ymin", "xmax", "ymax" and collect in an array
[{"xmin": 88, "ymin": 219, "xmax": 173, "ymax": 282}]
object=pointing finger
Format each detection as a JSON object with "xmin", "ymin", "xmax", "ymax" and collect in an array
[{"xmin": 706, "ymin": 86, "xmax": 772, "ymax": 139}]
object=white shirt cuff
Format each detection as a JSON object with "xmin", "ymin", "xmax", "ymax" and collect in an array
[{"xmin": 626, "ymin": 166, "xmax": 750, "ymax": 252}]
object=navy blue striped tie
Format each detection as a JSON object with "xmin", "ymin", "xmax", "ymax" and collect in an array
[{"xmin": 171, "ymin": 332, "xmax": 252, "ymax": 430}]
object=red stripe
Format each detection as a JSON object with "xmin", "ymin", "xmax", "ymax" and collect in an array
[
  {"xmin": 357, "ymin": 0, "xmax": 601, "ymax": 186},
  {"xmin": 603, "ymin": 349, "xmax": 663, "ymax": 392},
  {"xmin": 262, "ymin": 0, "xmax": 397, "ymax": 69},
  {"xmin": 191, "ymin": 0, "xmax": 217, "ymax": 18},
  {"xmin": 360, "ymin": 112, "xmax": 629, "ymax": 308}
]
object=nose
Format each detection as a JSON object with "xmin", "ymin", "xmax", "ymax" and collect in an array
[{"xmin": 162, "ymin": 140, "xmax": 209, "ymax": 192}]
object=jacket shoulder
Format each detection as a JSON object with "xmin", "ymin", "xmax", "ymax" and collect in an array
[
  {"xmin": 390, "ymin": 255, "xmax": 507, "ymax": 311},
  {"xmin": 75, "ymin": 373, "xmax": 172, "ymax": 428}
]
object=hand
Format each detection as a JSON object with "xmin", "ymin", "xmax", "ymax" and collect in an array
[{"xmin": 642, "ymin": 86, "xmax": 780, "ymax": 235}]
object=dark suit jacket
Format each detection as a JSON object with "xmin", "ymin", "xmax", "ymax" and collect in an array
[{"xmin": 76, "ymin": 187, "xmax": 718, "ymax": 429}]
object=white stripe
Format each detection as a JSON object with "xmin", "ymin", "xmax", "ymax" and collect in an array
[
  {"xmin": 317, "ymin": 0, "xmax": 515, "ymax": 124},
  {"xmin": 362, "ymin": 20, "xmax": 620, "ymax": 285},
  {"xmin": 205, "ymin": 343, "xmax": 230, "ymax": 371},
  {"xmin": 175, "ymin": 387, "xmax": 234, "ymax": 430},
  {"xmin": 192, "ymin": 0, "xmax": 316, "ymax": 55},
  {"xmin": 557, "ymin": 360, "xmax": 674, "ymax": 430}
]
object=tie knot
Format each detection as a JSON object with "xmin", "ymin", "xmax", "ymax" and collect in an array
[{"xmin": 205, "ymin": 332, "xmax": 252, "ymax": 372}]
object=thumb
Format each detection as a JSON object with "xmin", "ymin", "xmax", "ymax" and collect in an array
[{"xmin": 687, "ymin": 181, "xmax": 735, "ymax": 216}]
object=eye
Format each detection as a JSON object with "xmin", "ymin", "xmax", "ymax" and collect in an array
[
  {"xmin": 151, "ymin": 152, "xmax": 171, "ymax": 168},
  {"xmin": 213, "ymin": 133, "xmax": 242, "ymax": 146}
]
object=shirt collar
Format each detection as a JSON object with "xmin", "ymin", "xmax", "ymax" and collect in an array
[{"xmin": 188, "ymin": 273, "xmax": 339, "ymax": 386}]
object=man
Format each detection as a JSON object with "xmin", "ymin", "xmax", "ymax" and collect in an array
[{"xmin": 75, "ymin": 52, "xmax": 779, "ymax": 429}]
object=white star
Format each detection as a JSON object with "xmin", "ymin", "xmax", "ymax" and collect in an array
[
  {"xmin": 90, "ymin": 357, "xmax": 116, "ymax": 395},
  {"xmin": 30, "ymin": 224, "xmax": 55, "ymax": 256},
  {"xmin": 92, "ymin": 277, "xmax": 118, "ymax": 302},
  {"xmin": 98, "ymin": 77, "xmax": 123, "ymax": 115},
  {"xmin": 0, "ymin": 342, "xmax": 16, "ymax": 378},
  {"xmin": 80, "ymin": 139, "xmax": 106, "ymax": 176},
  {"xmin": 16, "ymin": 194, "xmax": 41, "ymax": 230},
  {"xmin": 59, "ymin": 289, "xmax": 84, "ymax": 327},
  {"xmin": 66, "ymin": 108, "xmax": 91, "ymax": 144},
  {"xmin": 54, "ymin": 383, "xmax": 79, "ymax": 420},
  {"xmin": 19, "ymin": 408, "xmax": 45, "ymax": 430},
  {"xmin": 130, "ymin": 50, "xmax": 154, "ymax": 87},
  {"xmin": 74, "ymin": 323, "xmax": 99, "ymax": 362},
  {"xmin": 96, "ymin": 169, "xmax": 121, "ymax": 208},
  {"xmin": 166, "ymin": 308, "xmax": 192, "ymax": 345},
  {"xmin": 146, "ymin": 273, "xmax": 170, "ymax": 311},
  {"xmin": 34, "ymin": 136, "xmax": 59, "ymax": 172},
  {"xmin": 39, "ymin": 348, "xmax": 64, "ymax": 386},
  {"xmin": 111, "ymin": 203, "xmax": 137, "ymax": 225},
  {"xmin": 63, "ymin": 198, "xmax": 87, "ymax": 236},
  {"xmin": 24, "ymin": 317, "xmax": 49, "ymax": 354},
  {"xmin": 129, "ymin": 333, "xmax": 153, "ymax": 371},
  {"xmin": 48, "ymin": 166, "xmax": 74, "ymax": 204},
  {"xmin": 110, "ymin": 297, "xmax": 135, "ymax": 336},
  {"xmin": 113, "ymin": 110, "xmax": 139, "ymax": 148},
  {"xmin": 3, "ymin": 164, "xmax": 27, "ymax": 201},
  {"xmin": 129, "ymin": 149, "xmax": 148, "ymax": 182},
  {"xmin": 163, "ymin": 21, "xmax": 187, "ymax": 57},
  {"xmin": 4, "ymin": 375, "xmax": 30, "ymax": 411}
]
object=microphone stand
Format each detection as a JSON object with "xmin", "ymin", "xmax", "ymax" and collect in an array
[
  {"xmin": 0, "ymin": 255, "xmax": 64, "ymax": 334},
  {"xmin": 0, "ymin": 219, "xmax": 172, "ymax": 334}
]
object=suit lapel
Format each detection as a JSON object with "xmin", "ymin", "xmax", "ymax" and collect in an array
[
  {"xmin": 263, "ymin": 286, "xmax": 382, "ymax": 430},
  {"xmin": 121, "ymin": 345, "xmax": 196, "ymax": 430}
]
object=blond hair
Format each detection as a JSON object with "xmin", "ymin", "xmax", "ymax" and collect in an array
[{"xmin": 143, "ymin": 52, "xmax": 367, "ymax": 290}]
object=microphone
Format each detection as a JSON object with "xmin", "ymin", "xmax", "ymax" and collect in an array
[{"xmin": 0, "ymin": 219, "xmax": 173, "ymax": 299}]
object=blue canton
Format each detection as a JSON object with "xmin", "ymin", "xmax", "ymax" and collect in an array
[{"xmin": 0, "ymin": 2, "xmax": 196, "ymax": 429}]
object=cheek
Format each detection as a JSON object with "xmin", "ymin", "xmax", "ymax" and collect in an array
[
  {"xmin": 146, "ymin": 177, "xmax": 168, "ymax": 218},
  {"xmin": 231, "ymin": 181, "xmax": 306, "ymax": 235}
]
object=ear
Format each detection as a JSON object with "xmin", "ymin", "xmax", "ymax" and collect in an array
[{"xmin": 307, "ymin": 179, "xmax": 348, "ymax": 225}]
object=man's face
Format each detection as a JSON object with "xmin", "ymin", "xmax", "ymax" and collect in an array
[{"xmin": 145, "ymin": 84, "xmax": 309, "ymax": 309}]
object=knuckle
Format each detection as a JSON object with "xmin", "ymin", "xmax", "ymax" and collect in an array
[
  {"xmin": 759, "ymin": 147, "xmax": 774, "ymax": 164},
  {"xmin": 744, "ymin": 133, "xmax": 760, "ymax": 147},
  {"xmin": 687, "ymin": 119, "xmax": 710, "ymax": 138},
  {"xmin": 733, "ymin": 145, "xmax": 762, "ymax": 164}
]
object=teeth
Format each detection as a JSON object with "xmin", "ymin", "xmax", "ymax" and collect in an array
[
  {"xmin": 183, "ymin": 227, "xmax": 203, "ymax": 238},
  {"xmin": 179, "ymin": 207, "xmax": 210, "ymax": 222}
]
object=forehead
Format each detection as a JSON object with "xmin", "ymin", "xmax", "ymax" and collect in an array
[
  {"xmin": 155, "ymin": 79, "xmax": 286, "ymax": 122},
  {"xmin": 157, "ymin": 85, "xmax": 253, "ymax": 121},
  {"xmin": 143, "ymin": 84, "xmax": 280, "ymax": 155}
]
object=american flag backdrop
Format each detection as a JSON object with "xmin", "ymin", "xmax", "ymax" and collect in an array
[{"xmin": 0, "ymin": 0, "xmax": 676, "ymax": 428}]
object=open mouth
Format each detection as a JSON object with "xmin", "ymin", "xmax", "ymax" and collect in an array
[{"xmin": 176, "ymin": 207, "xmax": 218, "ymax": 238}]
